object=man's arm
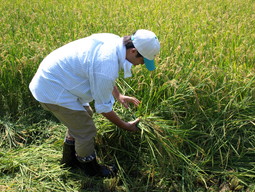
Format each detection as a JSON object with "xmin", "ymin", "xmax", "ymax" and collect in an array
[
  {"xmin": 112, "ymin": 86, "xmax": 121, "ymax": 100},
  {"xmin": 101, "ymin": 110, "xmax": 140, "ymax": 132}
]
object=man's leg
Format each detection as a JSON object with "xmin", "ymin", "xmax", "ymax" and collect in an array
[{"xmin": 40, "ymin": 103, "xmax": 117, "ymax": 177}]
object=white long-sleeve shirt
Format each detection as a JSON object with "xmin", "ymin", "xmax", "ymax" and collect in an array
[{"xmin": 29, "ymin": 33, "xmax": 133, "ymax": 113}]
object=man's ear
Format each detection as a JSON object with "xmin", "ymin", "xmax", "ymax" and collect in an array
[
  {"xmin": 126, "ymin": 48, "xmax": 136, "ymax": 56},
  {"xmin": 131, "ymin": 48, "xmax": 137, "ymax": 53},
  {"xmin": 129, "ymin": 48, "xmax": 137, "ymax": 54}
]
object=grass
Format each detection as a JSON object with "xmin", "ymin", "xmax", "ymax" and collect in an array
[{"xmin": 1, "ymin": 0, "xmax": 255, "ymax": 191}]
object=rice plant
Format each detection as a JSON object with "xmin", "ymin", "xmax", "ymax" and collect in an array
[{"xmin": 1, "ymin": 0, "xmax": 255, "ymax": 191}]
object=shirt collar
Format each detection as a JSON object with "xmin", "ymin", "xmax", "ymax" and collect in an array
[{"xmin": 116, "ymin": 38, "xmax": 133, "ymax": 78}]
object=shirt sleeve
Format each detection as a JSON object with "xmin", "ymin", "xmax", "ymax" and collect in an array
[{"xmin": 90, "ymin": 72, "xmax": 116, "ymax": 113}]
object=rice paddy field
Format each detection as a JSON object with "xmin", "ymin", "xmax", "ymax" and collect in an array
[{"xmin": 1, "ymin": 0, "xmax": 255, "ymax": 191}]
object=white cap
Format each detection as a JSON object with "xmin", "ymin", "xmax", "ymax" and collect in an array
[{"xmin": 131, "ymin": 29, "xmax": 160, "ymax": 71}]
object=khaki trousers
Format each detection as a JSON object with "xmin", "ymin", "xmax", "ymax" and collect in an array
[{"xmin": 40, "ymin": 102, "xmax": 96, "ymax": 157}]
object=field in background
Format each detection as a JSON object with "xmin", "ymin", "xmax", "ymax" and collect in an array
[{"xmin": 1, "ymin": 0, "xmax": 255, "ymax": 191}]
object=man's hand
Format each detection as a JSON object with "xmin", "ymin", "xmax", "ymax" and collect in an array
[
  {"xmin": 102, "ymin": 111, "xmax": 140, "ymax": 132},
  {"xmin": 112, "ymin": 86, "xmax": 141, "ymax": 108},
  {"xmin": 118, "ymin": 95, "xmax": 140, "ymax": 109},
  {"xmin": 126, "ymin": 118, "xmax": 140, "ymax": 131}
]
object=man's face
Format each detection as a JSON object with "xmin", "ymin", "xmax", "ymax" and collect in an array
[{"xmin": 126, "ymin": 48, "xmax": 144, "ymax": 66}]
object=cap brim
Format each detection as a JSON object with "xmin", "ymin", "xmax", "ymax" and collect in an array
[{"xmin": 144, "ymin": 58, "xmax": 156, "ymax": 71}]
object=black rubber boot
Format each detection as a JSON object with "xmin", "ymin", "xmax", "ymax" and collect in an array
[
  {"xmin": 78, "ymin": 158, "xmax": 118, "ymax": 178},
  {"xmin": 60, "ymin": 143, "xmax": 79, "ymax": 168}
]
